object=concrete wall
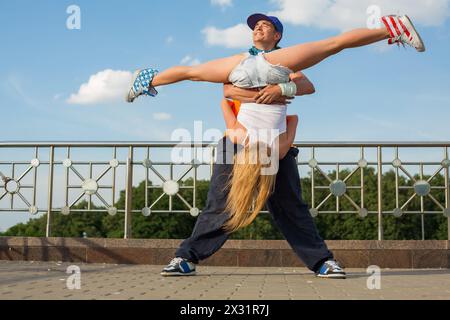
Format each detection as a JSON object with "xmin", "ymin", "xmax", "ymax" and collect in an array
[{"xmin": 1, "ymin": 237, "xmax": 449, "ymax": 268}]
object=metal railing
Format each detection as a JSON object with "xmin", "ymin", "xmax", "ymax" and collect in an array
[{"xmin": 1, "ymin": 141, "xmax": 449, "ymax": 240}]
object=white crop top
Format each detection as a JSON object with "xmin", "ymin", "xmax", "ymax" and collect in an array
[
  {"xmin": 228, "ymin": 53, "xmax": 293, "ymax": 146},
  {"xmin": 228, "ymin": 52, "xmax": 293, "ymax": 88}
]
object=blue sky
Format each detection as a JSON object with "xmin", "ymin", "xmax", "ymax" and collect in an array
[
  {"xmin": 1, "ymin": 0, "xmax": 449, "ymax": 143},
  {"xmin": 1, "ymin": 1, "xmax": 450, "ymax": 231}
]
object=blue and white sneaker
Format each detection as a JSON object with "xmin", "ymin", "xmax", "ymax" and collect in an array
[
  {"xmin": 160, "ymin": 257, "xmax": 196, "ymax": 276},
  {"xmin": 126, "ymin": 68, "xmax": 159, "ymax": 103},
  {"xmin": 316, "ymin": 260, "xmax": 346, "ymax": 279}
]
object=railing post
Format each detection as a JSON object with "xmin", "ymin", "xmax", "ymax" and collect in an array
[
  {"xmin": 445, "ymin": 148, "xmax": 450, "ymax": 241},
  {"xmin": 46, "ymin": 146, "xmax": 55, "ymax": 237},
  {"xmin": 124, "ymin": 146, "xmax": 133, "ymax": 239},
  {"xmin": 377, "ymin": 146, "xmax": 383, "ymax": 241}
]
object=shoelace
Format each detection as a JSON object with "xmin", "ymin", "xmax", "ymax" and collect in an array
[
  {"xmin": 326, "ymin": 260, "xmax": 343, "ymax": 271},
  {"xmin": 392, "ymin": 36, "xmax": 407, "ymax": 49},
  {"xmin": 168, "ymin": 257, "xmax": 184, "ymax": 267},
  {"xmin": 390, "ymin": 25, "xmax": 415, "ymax": 50}
]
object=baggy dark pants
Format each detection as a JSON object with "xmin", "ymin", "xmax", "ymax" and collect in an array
[{"xmin": 176, "ymin": 136, "xmax": 333, "ymax": 272}]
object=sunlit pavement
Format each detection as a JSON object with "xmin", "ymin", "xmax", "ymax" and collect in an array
[{"xmin": 0, "ymin": 261, "xmax": 449, "ymax": 300}]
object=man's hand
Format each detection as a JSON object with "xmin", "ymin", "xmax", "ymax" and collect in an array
[
  {"xmin": 255, "ymin": 84, "xmax": 294, "ymax": 104},
  {"xmin": 224, "ymin": 83, "xmax": 293, "ymax": 104}
]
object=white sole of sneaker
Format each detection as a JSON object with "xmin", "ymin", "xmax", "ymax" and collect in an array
[
  {"xmin": 160, "ymin": 271, "xmax": 197, "ymax": 277},
  {"xmin": 125, "ymin": 69, "xmax": 141, "ymax": 103},
  {"xmin": 403, "ymin": 15, "xmax": 426, "ymax": 52},
  {"xmin": 316, "ymin": 273, "xmax": 347, "ymax": 279}
]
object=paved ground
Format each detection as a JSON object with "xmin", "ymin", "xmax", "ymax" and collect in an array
[{"xmin": 0, "ymin": 261, "xmax": 449, "ymax": 300}]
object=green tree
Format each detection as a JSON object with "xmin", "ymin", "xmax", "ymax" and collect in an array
[{"xmin": 1, "ymin": 171, "xmax": 448, "ymax": 240}]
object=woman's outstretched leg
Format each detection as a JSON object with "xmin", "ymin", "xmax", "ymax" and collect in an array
[
  {"xmin": 152, "ymin": 54, "xmax": 244, "ymax": 86},
  {"xmin": 127, "ymin": 54, "xmax": 244, "ymax": 102},
  {"xmin": 265, "ymin": 27, "xmax": 390, "ymax": 72},
  {"xmin": 265, "ymin": 15, "xmax": 425, "ymax": 72}
]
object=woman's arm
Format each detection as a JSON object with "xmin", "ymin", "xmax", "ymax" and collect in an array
[
  {"xmin": 220, "ymin": 99, "xmax": 238, "ymax": 129},
  {"xmin": 223, "ymin": 84, "xmax": 259, "ymax": 103},
  {"xmin": 285, "ymin": 115, "xmax": 299, "ymax": 146},
  {"xmin": 279, "ymin": 115, "xmax": 299, "ymax": 159},
  {"xmin": 226, "ymin": 84, "xmax": 291, "ymax": 105}
]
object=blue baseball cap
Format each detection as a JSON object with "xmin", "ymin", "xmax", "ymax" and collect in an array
[{"xmin": 247, "ymin": 13, "xmax": 284, "ymax": 37}]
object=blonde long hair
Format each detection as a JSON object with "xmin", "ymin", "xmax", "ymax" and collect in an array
[{"xmin": 224, "ymin": 141, "xmax": 277, "ymax": 233}]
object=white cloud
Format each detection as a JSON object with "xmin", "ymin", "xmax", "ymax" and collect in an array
[
  {"xmin": 166, "ymin": 36, "xmax": 174, "ymax": 44},
  {"xmin": 180, "ymin": 55, "xmax": 202, "ymax": 66},
  {"xmin": 269, "ymin": 0, "xmax": 450, "ymax": 31},
  {"xmin": 211, "ymin": 0, "xmax": 233, "ymax": 9},
  {"xmin": 153, "ymin": 112, "xmax": 172, "ymax": 121},
  {"xmin": 202, "ymin": 23, "xmax": 252, "ymax": 49},
  {"xmin": 180, "ymin": 55, "xmax": 192, "ymax": 64},
  {"xmin": 67, "ymin": 69, "xmax": 132, "ymax": 105}
]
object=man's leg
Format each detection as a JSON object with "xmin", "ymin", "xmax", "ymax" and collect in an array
[
  {"xmin": 175, "ymin": 163, "xmax": 231, "ymax": 263},
  {"xmin": 266, "ymin": 147, "xmax": 334, "ymax": 272},
  {"xmin": 172, "ymin": 137, "xmax": 239, "ymax": 263}
]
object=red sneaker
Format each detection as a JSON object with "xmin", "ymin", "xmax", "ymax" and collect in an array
[{"xmin": 382, "ymin": 15, "xmax": 426, "ymax": 52}]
